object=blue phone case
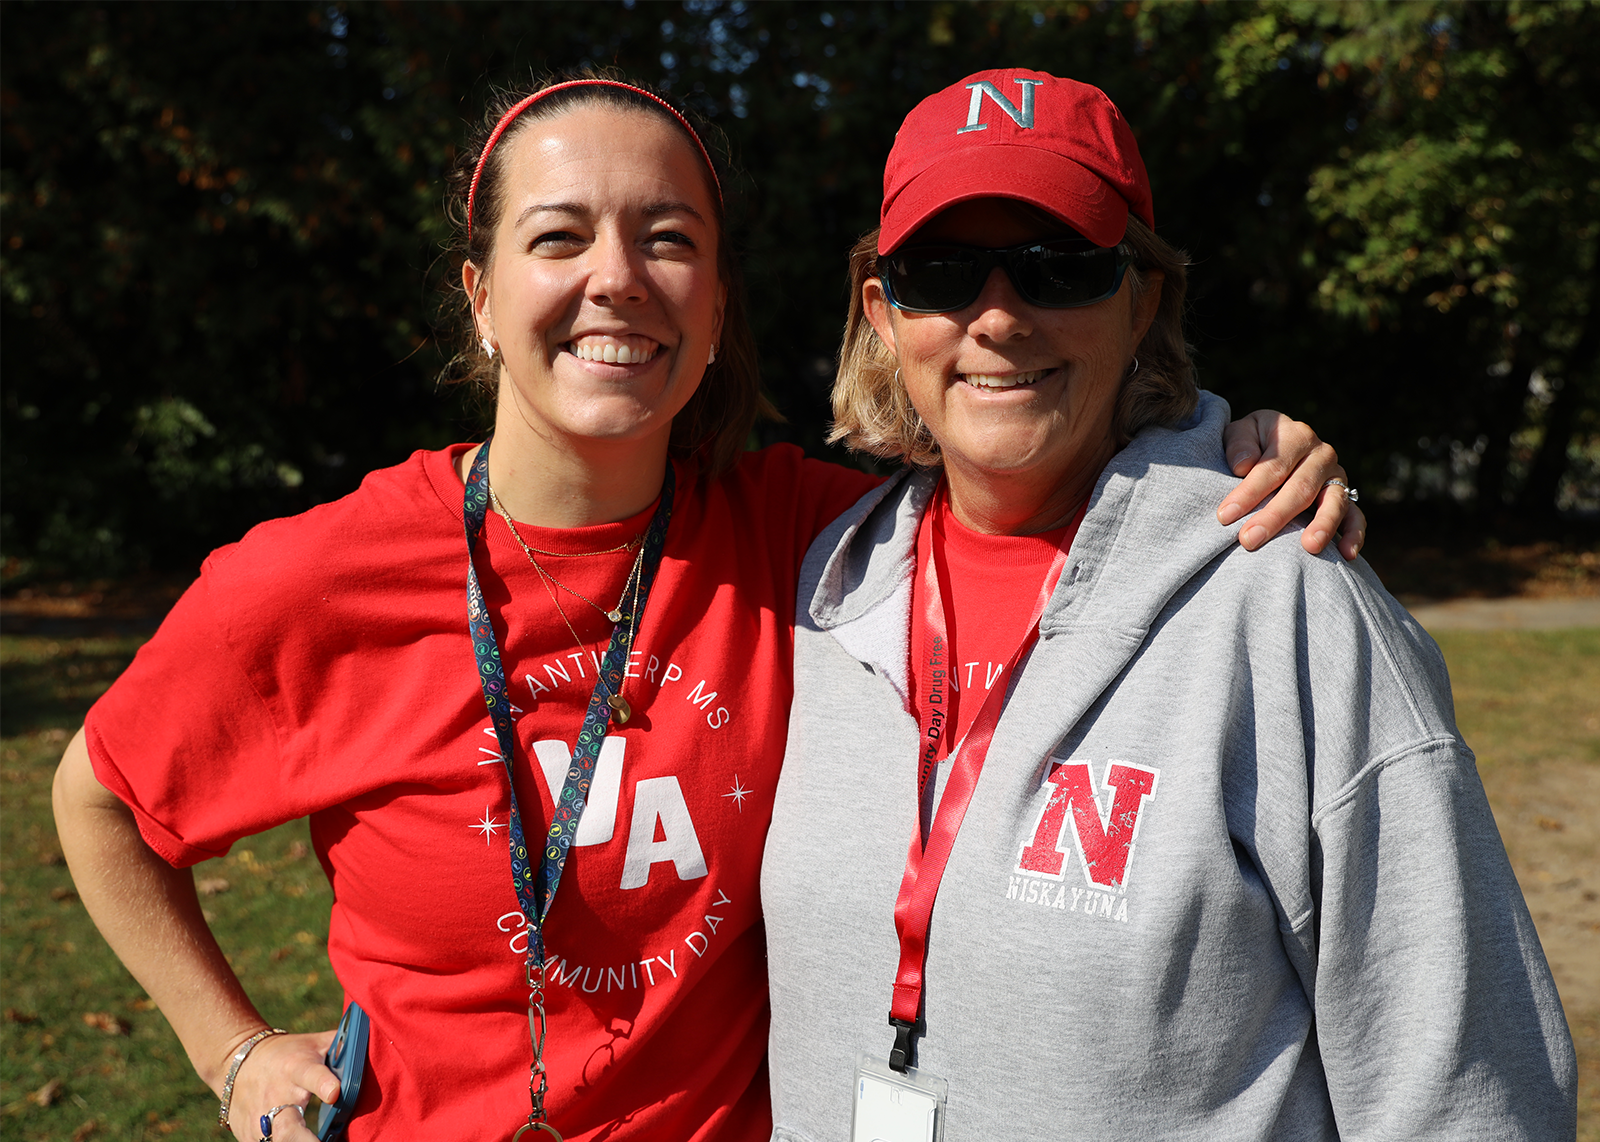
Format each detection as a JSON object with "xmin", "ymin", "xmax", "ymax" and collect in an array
[{"xmin": 316, "ymin": 1001, "xmax": 369, "ymax": 1141}]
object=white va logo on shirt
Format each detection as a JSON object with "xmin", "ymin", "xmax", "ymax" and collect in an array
[{"xmin": 530, "ymin": 738, "xmax": 708, "ymax": 890}]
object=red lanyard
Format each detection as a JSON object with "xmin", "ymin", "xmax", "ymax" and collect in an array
[{"xmin": 889, "ymin": 491, "xmax": 1068, "ymax": 1069}]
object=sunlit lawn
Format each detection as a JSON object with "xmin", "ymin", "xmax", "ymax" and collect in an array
[
  {"xmin": 1435, "ymin": 627, "xmax": 1600, "ymax": 1142},
  {"xmin": 1, "ymin": 634, "xmax": 343, "ymax": 1140},
  {"xmin": 2, "ymin": 627, "xmax": 1596, "ymax": 1138},
  {"xmin": 1435, "ymin": 628, "xmax": 1600, "ymax": 771}
]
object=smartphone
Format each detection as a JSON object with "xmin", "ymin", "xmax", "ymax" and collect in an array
[{"xmin": 316, "ymin": 1001, "xmax": 369, "ymax": 1142}]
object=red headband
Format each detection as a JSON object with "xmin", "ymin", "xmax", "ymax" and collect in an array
[{"xmin": 466, "ymin": 79, "xmax": 723, "ymax": 247}]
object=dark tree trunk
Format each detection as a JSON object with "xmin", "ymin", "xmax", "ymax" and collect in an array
[
  {"xmin": 1476, "ymin": 351, "xmax": 1533, "ymax": 523},
  {"xmin": 1517, "ymin": 279, "xmax": 1600, "ymax": 519}
]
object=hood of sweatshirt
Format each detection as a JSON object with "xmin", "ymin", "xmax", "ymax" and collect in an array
[{"xmin": 803, "ymin": 391, "xmax": 1259, "ymax": 744}]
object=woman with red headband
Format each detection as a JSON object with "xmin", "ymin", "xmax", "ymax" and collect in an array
[
  {"xmin": 763, "ymin": 69, "xmax": 1573, "ymax": 1140},
  {"xmin": 54, "ymin": 74, "xmax": 1362, "ymax": 1142}
]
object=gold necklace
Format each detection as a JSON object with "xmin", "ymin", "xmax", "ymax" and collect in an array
[
  {"xmin": 487, "ymin": 484, "xmax": 644, "ymax": 623},
  {"xmin": 487, "ymin": 478, "xmax": 646, "ymax": 722},
  {"xmin": 486, "ymin": 485, "xmax": 638, "ymax": 558}
]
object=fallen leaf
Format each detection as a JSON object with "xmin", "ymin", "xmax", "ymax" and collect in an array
[
  {"xmin": 286, "ymin": 840, "xmax": 308, "ymax": 860},
  {"xmin": 71, "ymin": 1119, "xmax": 98, "ymax": 1141},
  {"xmin": 131, "ymin": 997, "xmax": 158, "ymax": 1012},
  {"xmin": 196, "ymin": 878, "xmax": 231, "ymax": 896},
  {"xmin": 4, "ymin": 1008, "xmax": 39, "ymax": 1024},
  {"xmin": 37, "ymin": 851, "xmax": 64, "ymax": 867},
  {"xmin": 271, "ymin": 947, "xmax": 292, "ymax": 962},
  {"xmin": 50, "ymin": 887, "xmax": 78, "ymax": 903},
  {"xmin": 1536, "ymin": 816, "xmax": 1565, "ymax": 832},
  {"xmin": 30, "ymin": 1079, "xmax": 62, "ymax": 1107},
  {"xmin": 81, "ymin": 1012, "xmax": 130, "ymax": 1036}
]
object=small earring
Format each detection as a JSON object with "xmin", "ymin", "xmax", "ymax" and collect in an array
[
  {"xmin": 894, "ymin": 368, "xmax": 902, "ymax": 385},
  {"xmin": 1127, "ymin": 356, "xmax": 1140, "ymax": 376},
  {"xmin": 481, "ymin": 336, "xmax": 496, "ymax": 360},
  {"xmin": 707, "ymin": 344, "xmax": 718, "ymax": 366}
]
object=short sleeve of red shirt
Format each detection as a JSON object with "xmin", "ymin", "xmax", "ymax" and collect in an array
[
  {"xmin": 82, "ymin": 443, "xmax": 880, "ymax": 1142},
  {"xmin": 85, "ymin": 445, "xmax": 876, "ymax": 867},
  {"xmin": 85, "ymin": 558, "xmax": 289, "ymax": 867},
  {"xmin": 85, "ymin": 447, "xmax": 473, "ymax": 868}
]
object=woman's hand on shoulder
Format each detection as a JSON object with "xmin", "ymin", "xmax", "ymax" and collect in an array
[
  {"xmin": 223, "ymin": 1029, "xmax": 339, "ymax": 1142},
  {"xmin": 1218, "ymin": 410, "xmax": 1366, "ymax": 561}
]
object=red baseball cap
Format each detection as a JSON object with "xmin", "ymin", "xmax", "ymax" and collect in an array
[{"xmin": 879, "ymin": 68, "xmax": 1153, "ymax": 254}]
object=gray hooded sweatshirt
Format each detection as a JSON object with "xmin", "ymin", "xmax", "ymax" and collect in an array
[{"xmin": 762, "ymin": 394, "xmax": 1575, "ymax": 1141}]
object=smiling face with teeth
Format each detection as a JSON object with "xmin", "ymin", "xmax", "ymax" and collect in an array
[
  {"xmin": 863, "ymin": 198, "xmax": 1162, "ymax": 535},
  {"xmin": 462, "ymin": 104, "xmax": 726, "ymax": 484}
]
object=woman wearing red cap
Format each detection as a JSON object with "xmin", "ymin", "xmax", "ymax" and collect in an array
[
  {"xmin": 54, "ymin": 73, "xmax": 1360, "ymax": 1142},
  {"xmin": 763, "ymin": 69, "xmax": 1574, "ymax": 1141}
]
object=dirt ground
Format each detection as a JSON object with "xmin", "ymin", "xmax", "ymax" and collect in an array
[
  {"xmin": 1405, "ymin": 591, "xmax": 1599, "ymax": 1026},
  {"xmin": 1408, "ymin": 590, "xmax": 1600, "ymax": 1135},
  {"xmin": 1483, "ymin": 757, "xmax": 1600, "ymax": 1012},
  {"xmin": 1367, "ymin": 535, "xmax": 1600, "ymax": 602},
  {"xmin": 1481, "ymin": 721, "xmax": 1600, "ymax": 1138}
]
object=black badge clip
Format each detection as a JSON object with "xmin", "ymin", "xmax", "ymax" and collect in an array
[{"xmin": 888, "ymin": 1017, "xmax": 917, "ymax": 1074}]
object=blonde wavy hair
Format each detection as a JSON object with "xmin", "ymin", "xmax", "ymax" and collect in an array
[{"xmin": 829, "ymin": 213, "xmax": 1197, "ymax": 467}]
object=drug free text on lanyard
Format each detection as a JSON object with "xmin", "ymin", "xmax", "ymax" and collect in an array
[{"xmin": 890, "ymin": 487, "xmax": 1070, "ymax": 1072}]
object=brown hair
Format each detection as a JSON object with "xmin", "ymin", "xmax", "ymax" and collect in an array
[
  {"xmin": 828, "ymin": 214, "xmax": 1197, "ymax": 467},
  {"xmin": 442, "ymin": 70, "xmax": 776, "ymax": 478}
]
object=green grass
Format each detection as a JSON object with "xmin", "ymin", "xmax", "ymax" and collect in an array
[
  {"xmin": 1434, "ymin": 628, "xmax": 1600, "ymax": 772},
  {"xmin": 1434, "ymin": 628, "xmax": 1600, "ymax": 1142},
  {"xmin": 2, "ymin": 627, "xmax": 1596, "ymax": 1138},
  {"xmin": 1, "ymin": 635, "xmax": 343, "ymax": 1140}
]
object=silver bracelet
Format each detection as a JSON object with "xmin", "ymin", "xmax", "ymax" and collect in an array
[{"xmin": 217, "ymin": 1027, "xmax": 288, "ymax": 1129}]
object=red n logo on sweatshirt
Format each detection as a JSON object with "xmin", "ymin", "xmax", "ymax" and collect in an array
[{"xmin": 1017, "ymin": 761, "xmax": 1159, "ymax": 891}]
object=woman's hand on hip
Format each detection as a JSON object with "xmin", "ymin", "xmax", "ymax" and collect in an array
[
  {"xmin": 1218, "ymin": 409, "xmax": 1366, "ymax": 560},
  {"xmin": 52, "ymin": 733, "xmax": 340, "ymax": 1142},
  {"xmin": 223, "ymin": 1029, "xmax": 339, "ymax": 1142}
]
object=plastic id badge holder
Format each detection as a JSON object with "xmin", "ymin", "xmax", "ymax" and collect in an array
[{"xmin": 851, "ymin": 1054, "xmax": 947, "ymax": 1142}]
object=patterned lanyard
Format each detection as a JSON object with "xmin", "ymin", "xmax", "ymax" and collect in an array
[{"xmin": 462, "ymin": 438, "xmax": 675, "ymax": 1140}]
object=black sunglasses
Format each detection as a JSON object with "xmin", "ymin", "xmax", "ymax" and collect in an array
[{"xmin": 878, "ymin": 239, "xmax": 1131, "ymax": 314}]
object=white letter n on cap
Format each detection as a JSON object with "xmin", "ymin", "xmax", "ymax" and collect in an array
[{"xmin": 958, "ymin": 78, "xmax": 1043, "ymax": 134}]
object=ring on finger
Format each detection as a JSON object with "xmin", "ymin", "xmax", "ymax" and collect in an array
[
  {"xmin": 1322, "ymin": 478, "xmax": 1359, "ymax": 503},
  {"xmin": 259, "ymin": 1104, "xmax": 304, "ymax": 1140}
]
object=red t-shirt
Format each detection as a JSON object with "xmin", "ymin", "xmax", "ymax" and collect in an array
[
  {"xmin": 910, "ymin": 485, "xmax": 1082, "ymax": 751},
  {"xmin": 84, "ymin": 444, "xmax": 878, "ymax": 1142}
]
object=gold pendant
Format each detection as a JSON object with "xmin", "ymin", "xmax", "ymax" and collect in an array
[
  {"xmin": 607, "ymin": 693, "xmax": 631, "ymax": 723},
  {"xmin": 605, "ymin": 608, "xmax": 623, "ymax": 623}
]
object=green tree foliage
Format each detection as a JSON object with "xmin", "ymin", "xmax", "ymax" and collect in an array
[
  {"xmin": 1214, "ymin": 0, "xmax": 1598, "ymax": 519},
  {"xmin": 3, "ymin": 4, "xmax": 476, "ymax": 573},
  {"xmin": 3, "ymin": 1, "xmax": 1595, "ymax": 576}
]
